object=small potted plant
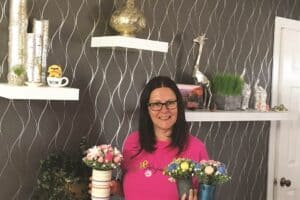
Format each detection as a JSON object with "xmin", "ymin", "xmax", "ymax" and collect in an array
[
  {"xmin": 163, "ymin": 158, "xmax": 196, "ymax": 198},
  {"xmin": 211, "ymin": 73, "xmax": 244, "ymax": 110},
  {"xmin": 7, "ymin": 65, "xmax": 26, "ymax": 86},
  {"xmin": 194, "ymin": 160, "xmax": 231, "ymax": 200},
  {"xmin": 82, "ymin": 144, "xmax": 123, "ymax": 200}
]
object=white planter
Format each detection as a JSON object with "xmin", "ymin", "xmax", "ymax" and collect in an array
[{"xmin": 91, "ymin": 169, "xmax": 112, "ymax": 200}]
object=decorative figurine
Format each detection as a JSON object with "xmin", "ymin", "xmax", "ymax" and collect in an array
[
  {"xmin": 192, "ymin": 34, "xmax": 212, "ymax": 109},
  {"xmin": 271, "ymin": 104, "xmax": 288, "ymax": 112},
  {"xmin": 240, "ymin": 68, "xmax": 251, "ymax": 110},
  {"xmin": 47, "ymin": 65, "xmax": 69, "ymax": 87},
  {"xmin": 48, "ymin": 65, "xmax": 62, "ymax": 78},
  {"xmin": 254, "ymin": 79, "xmax": 268, "ymax": 112}
]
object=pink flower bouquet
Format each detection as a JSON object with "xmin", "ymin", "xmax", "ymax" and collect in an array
[{"xmin": 82, "ymin": 144, "xmax": 123, "ymax": 170}]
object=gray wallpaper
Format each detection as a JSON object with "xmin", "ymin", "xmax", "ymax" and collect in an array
[{"xmin": 0, "ymin": 0, "xmax": 299, "ymax": 199}]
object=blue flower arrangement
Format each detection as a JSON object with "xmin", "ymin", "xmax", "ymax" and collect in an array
[{"xmin": 194, "ymin": 160, "xmax": 231, "ymax": 185}]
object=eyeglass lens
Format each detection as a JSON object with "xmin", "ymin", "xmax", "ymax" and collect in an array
[{"xmin": 148, "ymin": 100, "xmax": 177, "ymax": 111}]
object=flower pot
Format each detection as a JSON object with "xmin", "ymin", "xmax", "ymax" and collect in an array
[
  {"xmin": 91, "ymin": 169, "xmax": 112, "ymax": 200},
  {"xmin": 7, "ymin": 71, "xmax": 26, "ymax": 86},
  {"xmin": 198, "ymin": 184, "xmax": 216, "ymax": 200},
  {"xmin": 176, "ymin": 178, "xmax": 192, "ymax": 199},
  {"xmin": 214, "ymin": 95, "xmax": 242, "ymax": 110}
]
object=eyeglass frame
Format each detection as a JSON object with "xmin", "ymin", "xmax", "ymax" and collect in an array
[{"xmin": 147, "ymin": 100, "xmax": 178, "ymax": 111}]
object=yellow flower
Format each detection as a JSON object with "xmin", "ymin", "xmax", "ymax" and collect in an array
[
  {"xmin": 180, "ymin": 162, "xmax": 189, "ymax": 171},
  {"xmin": 204, "ymin": 166, "xmax": 214, "ymax": 175}
]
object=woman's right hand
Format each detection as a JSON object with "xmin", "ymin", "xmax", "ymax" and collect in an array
[
  {"xmin": 180, "ymin": 189, "xmax": 197, "ymax": 200},
  {"xmin": 109, "ymin": 179, "xmax": 123, "ymax": 196}
]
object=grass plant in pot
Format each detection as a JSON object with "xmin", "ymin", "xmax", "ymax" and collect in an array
[
  {"xmin": 7, "ymin": 65, "xmax": 26, "ymax": 85},
  {"xmin": 211, "ymin": 73, "xmax": 244, "ymax": 110}
]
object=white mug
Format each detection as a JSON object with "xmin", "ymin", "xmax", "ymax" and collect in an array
[{"xmin": 47, "ymin": 77, "xmax": 69, "ymax": 87}]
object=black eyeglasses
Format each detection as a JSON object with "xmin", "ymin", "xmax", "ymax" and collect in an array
[{"xmin": 147, "ymin": 100, "xmax": 177, "ymax": 111}]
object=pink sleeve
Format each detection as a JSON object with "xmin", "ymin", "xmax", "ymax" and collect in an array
[
  {"xmin": 121, "ymin": 132, "xmax": 140, "ymax": 171},
  {"xmin": 199, "ymin": 142, "xmax": 209, "ymax": 161}
]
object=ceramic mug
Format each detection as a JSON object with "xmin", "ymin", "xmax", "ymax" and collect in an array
[{"xmin": 47, "ymin": 77, "xmax": 69, "ymax": 87}]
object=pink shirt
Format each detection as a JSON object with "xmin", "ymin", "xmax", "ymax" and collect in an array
[{"xmin": 122, "ymin": 131, "xmax": 209, "ymax": 200}]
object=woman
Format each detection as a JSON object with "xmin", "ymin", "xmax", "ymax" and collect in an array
[{"xmin": 111, "ymin": 76, "xmax": 209, "ymax": 200}]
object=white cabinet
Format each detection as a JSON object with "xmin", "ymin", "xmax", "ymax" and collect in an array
[{"xmin": 0, "ymin": 83, "xmax": 79, "ymax": 101}]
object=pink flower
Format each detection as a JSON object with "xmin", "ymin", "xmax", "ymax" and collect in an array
[
  {"xmin": 97, "ymin": 156, "xmax": 104, "ymax": 163},
  {"xmin": 105, "ymin": 152, "xmax": 113, "ymax": 162},
  {"xmin": 113, "ymin": 155, "xmax": 122, "ymax": 164}
]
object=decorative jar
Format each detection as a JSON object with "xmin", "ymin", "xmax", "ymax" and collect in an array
[{"xmin": 110, "ymin": 0, "xmax": 146, "ymax": 37}]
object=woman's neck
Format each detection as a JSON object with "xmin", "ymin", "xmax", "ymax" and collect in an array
[{"xmin": 154, "ymin": 129, "xmax": 172, "ymax": 142}]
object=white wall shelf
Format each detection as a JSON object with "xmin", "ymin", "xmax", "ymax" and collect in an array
[
  {"xmin": 185, "ymin": 109, "xmax": 291, "ymax": 122},
  {"xmin": 91, "ymin": 36, "xmax": 168, "ymax": 53},
  {"xmin": 0, "ymin": 83, "xmax": 79, "ymax": 101}
]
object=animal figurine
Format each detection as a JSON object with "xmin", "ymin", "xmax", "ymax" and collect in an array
[
  {"xmin": 254, "ymin": 79, "xmax": 268, "ymax": 111},
  {"xmin": 240, "ymin": 68, "xmax": 251, "ymax": 110},
  {"xmin": 192, "ymin": 34, "xmax": 212, "ymax": 109},
  {"xmin": 48, "ymin": 65, "xmax": 62, "ymax": 78}
]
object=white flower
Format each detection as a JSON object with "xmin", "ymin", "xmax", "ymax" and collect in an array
[{"xmin": 87, "ymin": 146, "xmax": 100, "ymax": 159}]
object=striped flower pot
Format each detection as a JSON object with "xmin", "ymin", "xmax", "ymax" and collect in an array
[{"xmin": 91, "ymin": 169, "xmax": 112, "ymax": 200}]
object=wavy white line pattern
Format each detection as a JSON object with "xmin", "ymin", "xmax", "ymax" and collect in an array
[{"xmin": 0, "ymin": 0, "xmax": 299, "ymax": 199}]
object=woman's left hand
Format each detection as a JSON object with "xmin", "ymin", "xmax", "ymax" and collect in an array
[{"xmin": 181, "ymin": 189, "xmax": 197, "ymax": 200}]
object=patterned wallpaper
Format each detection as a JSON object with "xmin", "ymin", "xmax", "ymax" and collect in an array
[{"xmin": 0, "ymin": 0, "xmax": 299, "ymax": 199}]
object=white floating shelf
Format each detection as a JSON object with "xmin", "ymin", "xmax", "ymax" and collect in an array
[
  {"xmin": 185, "ymin": 109, "xmax": 292, "ymax": 122},
  {"xmin": 91, "ymin": 36, "xmax": 168, "ymax": 53},
  {"xmin": 0, "ymin": 83, "xmax": 79, "ymax": 101}
]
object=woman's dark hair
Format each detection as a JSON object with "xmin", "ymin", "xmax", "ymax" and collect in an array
[{"xmin": 138, "ymin": 76, "xmax": 189, "ymax": 154}]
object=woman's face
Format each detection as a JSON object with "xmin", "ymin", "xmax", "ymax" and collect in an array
[{"xmin": 148, "ymin": 87, "xmax": 178, "ymax": 140}]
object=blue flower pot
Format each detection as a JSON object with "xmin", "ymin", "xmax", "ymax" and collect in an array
[{"xmin": 198, "ymin": 184, "xmax": 216, "ymax": 200}]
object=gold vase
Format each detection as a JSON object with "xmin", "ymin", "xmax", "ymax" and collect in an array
[{"xmin": 110, "ymin": 0, "xmax": 146, "ymax": 37}]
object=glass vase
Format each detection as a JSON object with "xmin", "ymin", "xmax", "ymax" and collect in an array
[
  {"xmin": 176, "ymin": 178, "xmax": 192, "ymax": 199},
  {"xmin": 198, "ymin": 184, "xmax": 216, "ymax": 200}
]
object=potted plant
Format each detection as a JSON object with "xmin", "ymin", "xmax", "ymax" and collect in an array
[
  {"xmin": 211, "ymin": 73, "xmax": 244, "ymax": 110},
  {"xmin": 33, "ymin": 138, "xmax": 90, "ymax": 200},
  {"xmin": 7, "ymin": 65, "xmax": 26, "ymax": 86},
  {"xmin": 163, "ymin": 158, "xmax": 196, "ymax": 198}
]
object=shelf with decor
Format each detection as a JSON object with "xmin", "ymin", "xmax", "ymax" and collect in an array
[
  {"xmin": 185, "ymin": 109, "xmax": 292, "ymax": 122},
  {"xmin": 91, "ymin": 36, "xmax": 168, "ymax": 53},
  {"xmin": 0, "ymin": 83, "xmax": 79, "ymax": 101}
]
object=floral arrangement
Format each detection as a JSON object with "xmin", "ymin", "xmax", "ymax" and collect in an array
[
  {"xmin": 194, "ymin": 160, "xmax": 231, "ymax": 185},
  {"xmin": 163, "ymin": 158, "xmax": 196, "ymax": 180},
  {"xmin": 82, "ymin": 144, "xmax": 123, "ymax": 170}
]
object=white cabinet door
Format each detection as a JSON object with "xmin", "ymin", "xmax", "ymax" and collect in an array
[{"xmin": 270, "ymin": 17, "xmax": 300, "ymax": 200}]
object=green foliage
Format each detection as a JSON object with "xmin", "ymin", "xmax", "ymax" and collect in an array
[
  {"xmin": 33, "ymin": 138, "xmax": 90, "ymax": 200},
  {"xmin": 211, "ymin": 73, "xmax": 244, "ymax": 96},
  {"xmin": 11, "ymin": 65, "xmax": 26, "ymax": 76}
]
